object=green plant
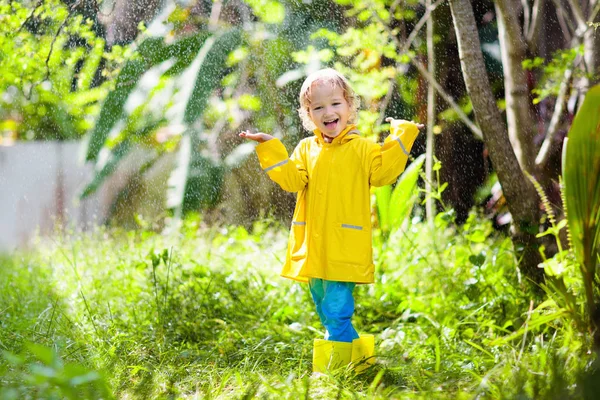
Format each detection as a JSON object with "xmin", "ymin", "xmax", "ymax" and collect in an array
[
  {"xmin": 561, "ymin": 84, "xmax": 600, "ymax": 349},
  {"xmin": 525, "ymin": 174, "xmax": 583, "ymax": 331},
  {"xmin": 80, "ymin": 5, "xmax": 246, "ymax": 217},
  {"xmin": 522, "ymin": 46, "xmax": 586, "ymax": 104},
  {"xmin": 1, "ymin": 344, "xmax": 111, "ymax": 399},
  {"xmin": 374, "ymin": 153, "xmax": 426, "ymax": 244}
]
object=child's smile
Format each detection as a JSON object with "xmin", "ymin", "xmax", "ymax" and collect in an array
[
  {"xmin": 308, "ymin": 82, "xmax": 350, "ymax": 139},
  {"xmin": 324, "ymin": 118, "xmax": 339, "ymax": 130}
]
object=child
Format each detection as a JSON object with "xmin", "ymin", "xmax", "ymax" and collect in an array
[{"xmin": 239, "ymin": 68, "xmax": 422, "ymax": 373}]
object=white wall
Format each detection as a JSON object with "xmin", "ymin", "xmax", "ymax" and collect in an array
[{"xmin": 0, "ymin": 142, "xmax": 107, "ymax": 252}]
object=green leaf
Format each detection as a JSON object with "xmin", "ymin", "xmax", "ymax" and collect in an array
[
  {"xmin": 491, "ymin": 310, "xmax": 566, "ymax": 345},
  {"xmin": 163, "ymin": 33, "xmax": 212, "ymax": 76},
  {"xmin": 1, "ymin": 351, "xmax": 24, "ymax": 366},
  {"xmin": 84, "ymin": 55, "xmax": 150, "ymax": 162},
  {"xmin": 463, "ymin": 339, "xmax": 495, "ymax": 360},
  {"xmin": 466, "ymin": 230, "xmax": 487, "ymax": 243},
  {"xmin": 26, "ymin": 343, "xmax": 59, "ymax": 367},
  {"xmin": 85, "ymin": 31, "xmax": 212, "ymax": 161},
  {"xmin": 166, "ymin": 131, "xmax": 224, "ymax": 217},
  {"xmin": 388, "ymin": 154, "xmax": 426, "ymax": 230},
  {"xmin": 182, "ymin": 29, "xmax": 242, "ymax": 125},
  {"xmin": 556, "ymin": 219, "xmax": 568, "ymax": 231},
  {"xmin": 77, "ymin": 39, "xmax": 104, "ymax": 91},
  {"xmin": 562, "ymin": 84, "xmax": 600, "ymax": 271},
  {"xmin": 469, "ymin": 253, "xmax": 486, "ymax": 267},
  {"xmin": 375, "ymin": 184, "xmax": 392, "ymax": 234}
]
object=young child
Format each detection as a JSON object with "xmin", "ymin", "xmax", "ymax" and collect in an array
[{"xmin": 239, "ymin": 68, "xmax": 422, "ymax": 373}]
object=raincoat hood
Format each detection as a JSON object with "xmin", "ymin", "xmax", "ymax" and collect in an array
[{"xmin": 313, "ymin": 124, "xmax": 359, "ymax": 145}]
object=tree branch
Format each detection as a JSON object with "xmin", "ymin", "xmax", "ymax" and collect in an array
[
  {"xmin": 526, "ymin": 0, "xmax": 544, "ymax": 48},
  {"xmin": 533, "ymin": 0, "xmax": 596, "ymax": 162},
  {"xmin": 521, "ymin": 0, "xmax": 531, "ymax": 37},
  {"xmin": 400, "ymin": 0, "xmax": 446, "ymax": 54},
  {"xmin": 17, "ymin": 0, "xmax": 45, "ymax": 33},
  {"xmin": 410, "ymin": 59, "xmax": 483, "ymax": 139},
  {"xmin": 551, "ymin": 0, "xmax": 576, "ymax": 41},
  {"xmin": 535, "ymin": 65, "xmax": 574, "ymax": 167},
  {"xmin": 567, "ymin": 0, "xmax": 588, "ymax": 34},
  {"xmin": 45, "ymin": 0, "xmax": 83, "ymax": 79},
  {"xmin": 45, "ymin": 16, "xmax": 71, "ymax": 79},
  {"xmin": 591, "ymin": 1, "xmax": 600, "ymax": 22},
  {"xmin": 375, "ymin": 6, "xmax": 483, "ymax": 139},
  {"xmin": 375, "ymin": 79, "xmax": 396, "ymax": 141}
]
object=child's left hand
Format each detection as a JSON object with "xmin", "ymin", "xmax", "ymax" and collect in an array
[{"xmin": 385, "ymin": 117, "xmax": 425, "ymax": 130}]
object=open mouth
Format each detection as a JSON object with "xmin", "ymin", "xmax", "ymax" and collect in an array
[{"xmin": 324, "ymin": 118, "xmax": 339, "ymax": 129}]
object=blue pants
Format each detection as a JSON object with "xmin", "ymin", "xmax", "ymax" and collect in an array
[{"xmin": 308, "ymin": 278, "xmax": 359, "ymax": 343}]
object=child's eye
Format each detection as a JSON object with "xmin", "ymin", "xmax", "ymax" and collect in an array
[{"xmin": 314, "ymin": 106, "xmax": 322, "ymax": 110}]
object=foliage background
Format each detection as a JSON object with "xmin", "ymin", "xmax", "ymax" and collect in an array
[{"xmin": 1, "ymin": 0, "xmax": 600, "ymax": 397}]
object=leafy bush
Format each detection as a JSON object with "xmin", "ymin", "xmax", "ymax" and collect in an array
[{"xmin": 0, "ymin": 0, "xmax": 125, "ymax": 141}]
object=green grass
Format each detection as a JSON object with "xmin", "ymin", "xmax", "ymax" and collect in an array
[{"xmin": 0, "ymin": 213, "xmax": 597, "ymax": 399}]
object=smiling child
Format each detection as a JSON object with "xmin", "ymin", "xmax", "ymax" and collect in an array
[{"xmin": 240, "ymin": 68, "xmax": 422, "ymax": 373}]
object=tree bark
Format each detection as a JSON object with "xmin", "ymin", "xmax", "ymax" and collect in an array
[
  {"xmin": 448, "ymin": 0, "xmax": 544, "ymax": 284},
  {"xmin": 495, "ymin": 0, "xmax": 538, "ymax": 172}
]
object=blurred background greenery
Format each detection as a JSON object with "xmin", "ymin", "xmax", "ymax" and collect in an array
[
  {"xmin": 1, "ymin": 0, "xmax": 600, "ymax": 397},
  {"xmin": 2, "ymin": 0, "xmax": 596, "ymax": 230},
  {"xmin": 3, "ymin": 0, "xmax": 581, "ymax": 230}
]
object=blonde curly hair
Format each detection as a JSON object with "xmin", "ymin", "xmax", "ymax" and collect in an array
[{"xmin": 297, "ymin": 68, "xmax": 360, "ymax": 132}]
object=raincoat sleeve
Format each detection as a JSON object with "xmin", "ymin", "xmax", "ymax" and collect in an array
[
  {"xmin": 255, "ymin": 138, "xmax": 308, "ymax": 192},
  {"xmin": 368, "ymin": 120, "xmax": 420, "ymax": 187}
]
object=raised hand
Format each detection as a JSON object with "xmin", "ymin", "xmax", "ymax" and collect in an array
[
  {"xmin": 385, "ymin": 117, "xmax": 425, "ymax": 130},
  {"xmin": 239, "ymin": 130, "xmax": 274, "ymax": 143}
]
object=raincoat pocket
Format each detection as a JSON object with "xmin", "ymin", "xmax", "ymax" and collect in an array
[
  {"xmin": 330, "ymin": 223, "xmax": 371, "ymax": 266},
  {"xmin": 290, "ymin": 221, "xmax": 307, "ymax": 261}
]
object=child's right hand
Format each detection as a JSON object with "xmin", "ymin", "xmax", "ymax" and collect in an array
[{"xmin": 239, "ymin": 130, "xmax": 274, "ymax": 143}]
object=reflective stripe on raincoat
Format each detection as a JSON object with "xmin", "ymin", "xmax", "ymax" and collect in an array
[{"xmin": 255, "ymin": 121, "xmax": 420, "ymax": 284}]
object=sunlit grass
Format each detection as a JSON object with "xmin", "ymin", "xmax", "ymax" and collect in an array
[{"xmin": 0, "ymin": 214, "xmax": 597, "ymax": 399}]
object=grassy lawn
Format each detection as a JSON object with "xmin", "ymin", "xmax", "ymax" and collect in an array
[{"xmin": 0, "ymin": 214, "xmax": 597, "ymax": 399}]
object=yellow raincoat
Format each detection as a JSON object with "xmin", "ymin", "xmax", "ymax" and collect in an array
[{"xmin": 256, "ymin": 121, "xmax": 419, "ymax": 284}]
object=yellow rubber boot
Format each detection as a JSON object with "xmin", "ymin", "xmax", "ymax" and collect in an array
[
  {"xmin": 351, "ymin": 334, "xmax": 375, "ymax": 373},
  {"xmin": 312, "ymin": 339, "xmax": 353, "ymax": 373}
]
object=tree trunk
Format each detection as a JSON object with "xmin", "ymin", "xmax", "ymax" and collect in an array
[
  {"xmin": 448, "ymin": 0, "xmax": 544, "ymax": 284},
  {"xmin": 584, "ymin": 5, "xmax": 600, "ymax": 87},
  {"xmin": 495, "ymin": 0, "xmax": 538, "ymax": 173},
  {"xmin": 99, "ymin": 0, "xmax": 162, "ymax": 46}
]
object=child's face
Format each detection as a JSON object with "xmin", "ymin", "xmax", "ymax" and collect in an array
[{"xmin": 307, "ymin": 82, "xmax": 350, "ymax": 138}]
